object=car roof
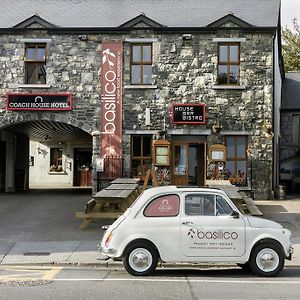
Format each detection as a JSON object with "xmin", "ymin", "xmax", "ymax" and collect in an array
[{"xmin": 141, "ymin": 185, "xmax": 225, "ymax": 199}]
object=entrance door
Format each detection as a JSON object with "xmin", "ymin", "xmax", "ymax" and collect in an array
[
  {"xmin": 172, "ymin": 143, "xmax": 206, "ymax": 186},
  {"xmin": 74, "ymin": 149, "xmax": 92, "ymax": 186},
  {"xmin": 180, "ymin": 192, "xmax": 246, "ymax": 257}
]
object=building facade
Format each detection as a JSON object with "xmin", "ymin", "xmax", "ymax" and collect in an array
[
  {"xmin": 280, "ymin": 72, "xmax": 300, "ymax": 192},
  {"xmin": 0, "ymin": 0, "xmax": 282, "ymax": 199}
]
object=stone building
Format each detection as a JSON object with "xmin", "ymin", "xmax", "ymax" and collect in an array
[
  {"xmin": 280, "ymin": 72, "xmax": 300, "ymax": 192},
  {"xmin": 0, "ymin": 0, "xmax": 282, "ymax": 199}
]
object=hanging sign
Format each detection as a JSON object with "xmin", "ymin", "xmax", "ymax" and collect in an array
[
  {"xmin": 100, "ymin": 41, "xmax": 123, "ymax": 157},
  {"xmin": 172, "ymin": 103, "xmax": 206, "ymax": 125}
]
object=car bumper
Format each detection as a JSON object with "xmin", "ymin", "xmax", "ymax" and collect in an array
[
  {"xmin": 287, "ymin": 246, "xmax": 294, "ymax": 260},
  {"xmin": 98, "ymin": 244, "xmax": 117, "ymax": 256}
]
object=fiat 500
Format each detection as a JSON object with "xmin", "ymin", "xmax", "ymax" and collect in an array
[{"xmin": 99, "ymin": 186, "xmax": 293, "ymax": 277}]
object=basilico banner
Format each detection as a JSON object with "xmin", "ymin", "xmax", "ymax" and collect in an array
[{"xmin": 100, "ymin": 41, "xmax": 123, "ymax": 158}]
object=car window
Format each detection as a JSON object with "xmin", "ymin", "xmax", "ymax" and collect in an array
[
  {"xmin": 216, "ymin": 195, "xmax": 233, "ymax": 215},
  {"xmin": 185, "ymin": 194, "xmax": 215, "ymax": 216},
  {"xmin": 144, "ymin": 194, "xmax": 180, "ymax": 217}
]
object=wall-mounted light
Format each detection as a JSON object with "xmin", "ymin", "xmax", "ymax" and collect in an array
[
  {"xmin": 79, "ymin": 35, "xmax": 88, "ymax": 41},
  {"xmin": 182, "ymin": 34, "xmax": 192, "ymax": 40}
]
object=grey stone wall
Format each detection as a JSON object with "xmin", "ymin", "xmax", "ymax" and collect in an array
[{"xmin": 0, "ymin": 28, "xmax": 275, "ymax": 199}]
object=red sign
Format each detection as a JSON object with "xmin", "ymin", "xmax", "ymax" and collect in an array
[
  {"xmin": 100, "ymin": 42, "xmax": 123, "ymax": 158},
  {"xmin": 6, "ymin": 93, "xmax": 72, "ymax": 111}
]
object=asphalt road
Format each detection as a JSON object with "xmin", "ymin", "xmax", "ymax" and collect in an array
[{"xmin": 1, "ymin": 265, "xmax": 300, "ymax": 300}]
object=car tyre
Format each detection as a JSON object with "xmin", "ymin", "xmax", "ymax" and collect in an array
[
  {"xmin": 123, "ymin": 241, "xmax": 158, "ymax": 276},
  {"xmin": 249, "ymin": 243, "xmax": 284, "ymax": 277}
]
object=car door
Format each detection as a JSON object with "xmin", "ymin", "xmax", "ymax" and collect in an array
[{"xmin": 180, "ymin": 192, "xmax": 246, "ymax": 257}]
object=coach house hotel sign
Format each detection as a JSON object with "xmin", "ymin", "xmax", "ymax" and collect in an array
[
  {"xmin": 100, "ymin": 41, "xmax": 123, "ymax": 157},
  {"xmin": 6, "ymin": 93, "xmax": 72, "ymax": 111},
  {"xmin": 172, "ymin": 103, "xmax": 206, "ymax": 125}
]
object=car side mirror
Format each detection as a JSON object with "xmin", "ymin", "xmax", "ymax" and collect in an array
[{"xmin": 231, "ymin": 211, "xmax": 240, "ymax": 219}]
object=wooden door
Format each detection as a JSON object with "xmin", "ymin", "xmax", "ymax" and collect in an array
[{"xmin": 171, "ymin": 142, "xmax": 206, "ymax": 187}]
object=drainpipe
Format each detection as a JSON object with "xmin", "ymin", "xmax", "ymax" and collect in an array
[{"xmin": 92, "ymin": 130, "xmax": 100, "ymax": 196}]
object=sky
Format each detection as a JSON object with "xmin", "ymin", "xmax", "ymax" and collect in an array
[{"xmin": 281, "ymin": 0, "xmax": 300, "ymax": 28}]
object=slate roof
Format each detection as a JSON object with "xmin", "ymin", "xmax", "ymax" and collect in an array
[
  {"xmin": 0, "ymin": 0, "xmax": 280, "ymax": 28},
  {"xmin": 282, "ymin": 72, "xmax": 300, "ymax": 110}
]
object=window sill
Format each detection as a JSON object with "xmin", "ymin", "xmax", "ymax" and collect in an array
[
  {"xmin": 48, "ymin": 171, "xmax": 67, "ymax": 175},
  {"xmin": 124, "ymin": 85, "xmax": 157, "ymax": 90},
  {"xmin": 18, "ymin": 84, "xmax": 51, "ymax": 89},
  {"xmin": 212, "ymin": 85, "xmax": 246, "ymax": 90}
]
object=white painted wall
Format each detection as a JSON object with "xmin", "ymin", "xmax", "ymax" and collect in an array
[{"xmin": 29, "ymin": 141, "xmax": 74, "ymax": 188}]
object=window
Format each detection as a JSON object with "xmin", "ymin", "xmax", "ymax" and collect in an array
[
  {"xmin": 217, "ymin": 43, "xmax": 240, "ymax": 84},
  {"xmin": 131, "ymin": 135, "xmax": 152, "ymax": 177},
  {"xmin": 144, "ymin": 194, "xmax": 180, "ymax": 217},
  {"xmin": 153, "ymin": 140, "xmax": 170, "ymax": 166},
  {"xmin": 185, "ymin": 194, "xmax": 215, "ymax": 216},
  {"xmin": 225, "ymin": 136, "xmax": 247, "ymax": 186},
  {"xmin": 24, "ymin": 44, "xmax": 46, "ymax": 84},
  {"xmin": 185, "ymin": 194, "xmax": 233, "ymax": 216},
  {"xmin": 130, "ymin": 44, "xmax": 152, "ymax": 84},
  {"xmin": 292, "ymin": 114, "xmax": 300, "ymax": 145},
  {"xmin": 49, "ymin": 148, "xmax": 63, "ymax": 172}
]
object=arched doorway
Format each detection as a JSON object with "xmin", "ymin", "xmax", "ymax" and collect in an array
[{"xmin": 0, "ymin": 116, "xmax": 96, "ymax": 193}]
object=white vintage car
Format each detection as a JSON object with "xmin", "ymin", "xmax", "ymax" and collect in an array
[{"xmin": 99, "ymin": 186, "xmax": 293, "ymax": 277}]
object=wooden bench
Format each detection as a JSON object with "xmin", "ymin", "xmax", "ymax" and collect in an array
[{"xmin": 75, "ymin": 178, "xmax": 141, "ymax": 229}]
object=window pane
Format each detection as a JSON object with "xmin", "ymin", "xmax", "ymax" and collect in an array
[
  {"xmin": 38, "ymin": 65, "xmax": 46, "ymax": 84},
  {"xmin": 185, "ymin": 195, "xmax": 201, "ymax": 215},
  {"xmin": 216, "ymin": 195, "xmax": 233, "ymax": 215},
  {"xmin": 226, "ymin": 137, "xmax": 235, "ymax": 158},
  {"xmin": 219, "ymin": 46, "xmax": 228, "ymax": 62},
  {"xmin": 143, "ymin": 45, "xmax": 151, "ymax": 62},
  {"xmin": 230, "ymin": 45, "xmax": 239, "ymax": 62},
  {"xmin": 143, "ymin": 65, "xmax": 152, "ymax": 84},
  {"xmin": 142, "ymin": 136, "xmax": 151, "ymax": 157},
  {"xmin": 26, "ymin": 64, "xmax": 36, "ymax": 84},
  {"xmin": 37, "ymin": 48, "xmax": 45, "ymax": 61},
  {"xmin": 50, "ymin": 148, "xmax": 63, "ymax": 172},
  {"xmin": 229, "ymin": 65, "xmax": 239, "ymax": 84},
  {"xmin": 132, "ymin": 136, "xmax": 141, "ymax": 157},
  {"xmin": 131, "ymin": 159, "xmax": 142, "ymax": 177},
  {"xmin": 26, "ymin": 47, "xmax": 35, "ymax": 60},
  {"xmin": 225, "ymin": 160, "xmax": 235, "ymax": 177},
  {"xmin": 217, "ymin": 65, "xmax": 228, "ymax": 84},
  {"xmin": 132, "ymin": 46, "xmax": 141, "ymax": 62},
  {"xmin": 237, "ymin": 137, "xmax": 246, "ymax": 158},
  {"xmin": 237, "ymin": 161, "xmax": 247, "ymax": 178},
  {"xmin": 174, "ymin": 145, "xmax": 187, "ymax": 175},
  {"xmin": 144, "ymin": 194, "xmax": 180, "ymax": 217},
  {"xmin": 131, "ymin": 65, "xmax": 141, "ymax": 84}
]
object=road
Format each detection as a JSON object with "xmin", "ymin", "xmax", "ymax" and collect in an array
[{"xmin": 1, "ymin": 265, "xmax": 300, "ymax": 300}]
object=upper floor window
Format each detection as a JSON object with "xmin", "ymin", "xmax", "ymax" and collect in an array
[
  {"xmin": 217, "ymin": 43, "xmax": 240, "ymax": 85},
  {"xmin": 130, "ymin": 44, "xmax": 152, "ymax": 85},
  {"xmin": 24, "ymin": 44, "xmax": 46, "ymax": 84}
]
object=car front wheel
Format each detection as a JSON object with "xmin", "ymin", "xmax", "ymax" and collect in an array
[
  {"xmin": 123, "ymin": 242, "xmax": 158, "ymax": 276},
  {"xmin": 249, "ymin": 243, "xmax": 284, "ymax": 277}
]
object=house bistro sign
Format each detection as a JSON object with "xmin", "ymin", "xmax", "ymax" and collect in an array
[{"xmin": 6, "ymin": 93, "xmax": 72, "ymax": 111}]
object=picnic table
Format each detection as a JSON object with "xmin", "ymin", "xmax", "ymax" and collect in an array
[
  {"xmin": 207, "ymin": 180, "xmax": 262, "ymax": 215},
  {"xmin": 75, "ymin": 178, "xmax": 141, "ymax": 229}
]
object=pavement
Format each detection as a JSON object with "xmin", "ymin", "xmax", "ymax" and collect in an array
[{"xmin": 0, "ymin": 188, "xmax": 299, "ymax": 268}]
